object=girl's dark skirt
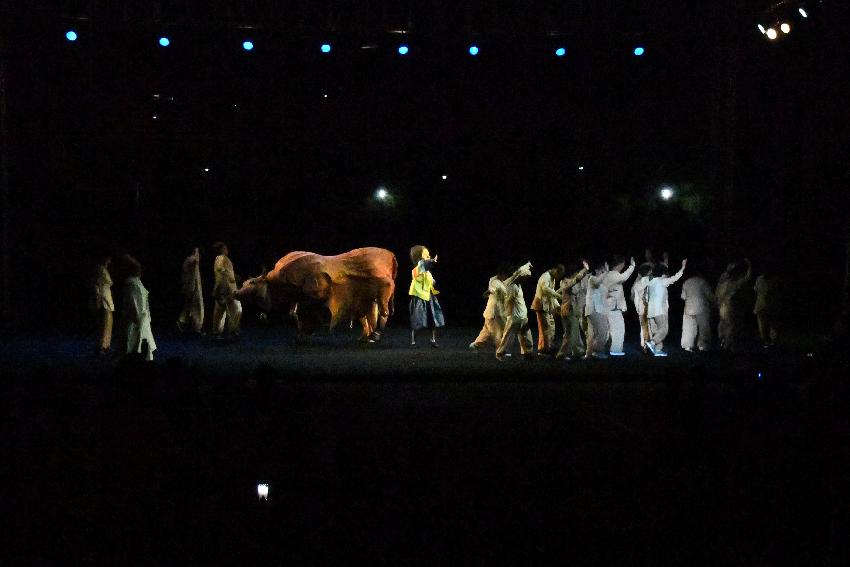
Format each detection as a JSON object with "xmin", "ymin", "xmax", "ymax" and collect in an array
[{"xmin": 409, "ymin": 296, "xmax": 445, "ymax": 330}]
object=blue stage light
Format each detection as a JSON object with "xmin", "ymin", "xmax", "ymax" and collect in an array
[
  {"xmin": 321, "ymin": 43, "xmax": 332, "ymax": 53},
  {"xmin": 468, "ymin": 45, "xmax": 479, "ymax": 56},
  {"xmin": 555, "ymin": 47, "xmax": 566, "ymax": 57},
  {"xmin": 633, "ymin": 46, "xmax": 645, "ymax": 56},
  {"xmin": 398, "ymin": 45, "xmax": 409, "ymax": 55},
  {"xmin": 65, "ymin": 30, "xmax": 78, "ymax": 42},
  {"xmin": 159, "ymin": 37, "xmax": 170, "ymax": 47},
  {"xmin": 242, "ymin": 40, "xmax": 254, "ymax": 51}
]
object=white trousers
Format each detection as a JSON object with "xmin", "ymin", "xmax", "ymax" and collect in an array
[
  {"xmin": 648, "ymin": 314, "xmax": 669, "ymax": 351},
  {"xmin": 213, "ymin": 297, "xmax": 242, "ymax": 334},
  {"xmin": 586, "ymin": 312, "xmax": 610, "ymax": 356},
  {"xmin": 681, "ymin": 312, "xmax": 711, "ymax": 350},
  {"xmin": 607, "ymin": 310, "xmax": 625, "ymax": 353},
  {"xmin": 497, "ymin": 315, "xmax": 533, "ymax": 356}
]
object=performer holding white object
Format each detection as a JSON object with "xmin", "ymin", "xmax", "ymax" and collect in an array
[
  {"xmin": 495, "ymin": 262, "xmax": 533, "ymax": 361},
  {"xmin": 470, "ymin": 263, "xmax": 512, "ymax": 350}
]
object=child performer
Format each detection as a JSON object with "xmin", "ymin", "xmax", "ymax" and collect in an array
[{"xmin": 408, "ymin": 245, "xmax": 445, "ymax": 347}]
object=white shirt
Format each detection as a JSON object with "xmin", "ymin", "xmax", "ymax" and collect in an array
[
  {"xmin": 182, "ymin": 252, "xmax": 202, "ymax": 297},
  {"xmin": 601, "ymin": 264, "xmax": 635, "ymax": 312},
  {"xmin": 531, "ymin": 271, "xmax": 561, "ymax": 313},
  {"xmin": 505, "ymin": 282, "xmax": 528, "ymax": 320},
  {"xmin": 681, "ymin": 276, "xmax": 714, "ymax": 316},
  {"xmin": 585, "ymin": 273, "xmax": 609, "ymax": 316},
  {"xmin": 645, "ymin": 265, "xmax": 685, "ymax": 319},
  {"xmin": 571, "ymin": 275, "xmax": 589, "ymax": 315}
]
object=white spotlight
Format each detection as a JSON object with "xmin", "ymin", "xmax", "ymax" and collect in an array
[
  {"xmin": 766, "ymin": 28, "xmax": 778, "ymax": 40},
  {"xmin": 257, "ymin": 483, "xmax": 269, "ymax": 500},
  {"xmin": 781, "ymin": 22, "xmax": 791, "ymax": 33},
  {"xmin": 441, "ymin": 175, "xmax": 447, "ymax": 180},
  {"xmin": 757, "ymin": 24, "xmax": 766, "ymax": 34},
  {"xmin": 376, "ymin": 188, "xmax": 388, "ymax": 200},
  {"xmin": 578, "ymin": 165, "xmax": 584, "ymax": 171},
  {"xmin": 660, "ymin": 187, "xmax": 674, "ymax": 200},
  {"xmin": 799, "ymin": 8, "xmax": 808, "ymax": 18}
]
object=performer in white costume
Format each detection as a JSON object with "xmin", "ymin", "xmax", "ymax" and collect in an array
[
  {"xmin": 601, "ymin": 255, "xmax": 636, "ymax": 356},
  {"xmin": 753, "ymin": 268, "xmax": 780, "ymax": 348},
  {"xmin": 584, "ymin": 262, "xmax": 611, "ymax": 359},
  {"xmin": 121, "ymin": 255, "xmax": 157, "ymax": 361},
  {"xmin": 631, "ymin": 262, "xmax": 654, "ymax": 353},
  {"xmin": 680, "ymin": 269, "xmax": 715, "ymax": 352},
  {"xmin": 645, "ymin": 259, "xmax": 687, "ymax": 356},
  {"xmin": 495, "ymin": 262, "xmax": 533, "ymax": 361},
  {"xmin": 470, "ymin": 263, "xmax": 512, "ymax": 350}
]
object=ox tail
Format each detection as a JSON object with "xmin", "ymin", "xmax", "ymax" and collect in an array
[{"xmin": 390, "ymin": 252, "xmax": 398, "ymax": 317}]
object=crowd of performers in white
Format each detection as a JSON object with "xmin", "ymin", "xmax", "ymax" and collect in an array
[
  {"xmin": 467, "ymin": 251, "xmax": 772, "ymax": 361},
  {"xmin": 90, "ymin": 243, "xmax": 779, "ymax": 362}
]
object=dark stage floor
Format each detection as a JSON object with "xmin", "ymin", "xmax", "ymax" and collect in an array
[
  {"xmin": 2, "ymin": 327, "xmax": 849, "ymax": 564},
  {"xmin": 0, "ymin": 324, "xmax": 826, "ymax": 381}
]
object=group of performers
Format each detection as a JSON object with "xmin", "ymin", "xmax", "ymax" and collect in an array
[
  {"xmin": 91, "ymin": 243, "xmax": 778, "ymax": 362},
  {"xmin": 90, "ymin": 241, "xmax": 243, "ymax": 361},
  {"xmin": 466, "ymin": 252, "xmax": 777, "ymax": 360}
]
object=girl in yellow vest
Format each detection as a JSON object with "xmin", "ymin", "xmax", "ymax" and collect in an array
[{"xmin": 408, "ymin": 245, "xmax": 445, "ymax": 347}]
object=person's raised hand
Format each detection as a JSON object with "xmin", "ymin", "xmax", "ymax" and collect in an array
[
  {"xmin": 681, "ymin": 259, "xmax": 688, "ymax": 268},
  {"xmin": 629, "ymin": 256, "xmax": 636, "ymax": 266},
  {"xmin": 582, "ymin": 260, "xmax": 590, "ymax": 271}
]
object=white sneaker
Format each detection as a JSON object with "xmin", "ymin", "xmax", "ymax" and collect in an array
[
  {"xmin": 609, "ymin": 351, "xmax": 626, "ymax": 357},
  {"xmin": 653, "ymin": 349, "xmax": 668, "ymax": 357},
  {"xmin": 646, "ymin": 341, "xmax": 656, "ymax": 355}
]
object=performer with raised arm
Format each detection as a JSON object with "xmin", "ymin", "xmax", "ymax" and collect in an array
[
  {"xmin": 715, "ymin": 258, "xmax": 752, "ymax": 352},
  {"xmin": 584, "ymin": 261, "xmax": 611, "ymax": 359},
  {"xmin": 555, "ymin": 260, "xmax": 590, "ymax": 360},
  {"xmin": 408, "ymin": 245, "xmax": 444, "ymax": 347},
  {"xmin": 531, "ymin": 263, "xmax": 566, "ymax": 356},
  {"xmin": 470, "ymin": 263, "xmax": 513, "ymax": 350},
  {"xmin": 645, "ymin": 258, "xmax": 687, "ymax": 356},
  {"xmin": 601, "ymin": 255, "xmax": 636, "ymax": 356},
  {"xmin": 680, "ymin": 264, "xmax": 715, "ymax": 352},
  {"xmin": 631, "ymin": 262, "xmax": 654, "ymax": 353},
  {"xmin": 495, "ymin": 262, "xmax": 533, "ymax": 361}
]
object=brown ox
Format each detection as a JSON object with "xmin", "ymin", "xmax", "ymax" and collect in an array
[{"xmin": 234, "ymin": 247, "xmax": 397, "ymax": 341}]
